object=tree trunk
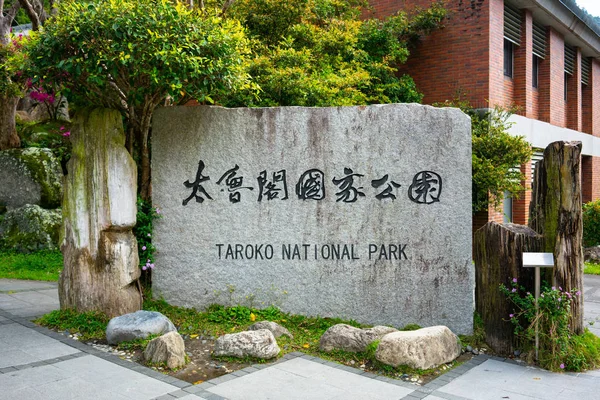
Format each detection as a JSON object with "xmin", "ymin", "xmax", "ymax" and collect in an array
[
  {"xmin": 529, "ymin": 141, "xmax": 584, "ymax": 334},
  {"xmin": 474, "ymin": 221, "xmax": 541, "ymax": 354},
  {"xmin": 60, "ymin": 108, "xmax": 141, "ymax": 318},
  {"xmin": 0, "ymin": 8, "xmax": 21, "ymax": 151},
  {"xmin": 0, "ymin": 94, "xmax": 20, "ymax": 150}
]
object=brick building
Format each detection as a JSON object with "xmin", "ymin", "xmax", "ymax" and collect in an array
[{"xmin": 368, "ymin": 0, "xmax": 600, "ymax": 230}]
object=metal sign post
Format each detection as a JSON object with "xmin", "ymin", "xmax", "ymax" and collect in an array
[{"xmin": 522, "ymin": 252, "xmax": 555, "ymax": 361}]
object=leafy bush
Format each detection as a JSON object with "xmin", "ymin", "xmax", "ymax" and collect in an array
[
  {"xmin": 36, "ymin": 309, "xmax": 109, "ymax": 340},
  {"xmin": 583, "ymin": 200, "xmax": 600, "ymax": 247},
  {"xmin": 500, "ymin": 278, "xmax": 600, "ymax": 371},
  {"xmin": 436, "ymin": 100, "xmax": 532, "ymax": 213},
  {"xmin": 133, "ymin": 197, "xmax": 161, "ymax": 271},
  {"xmin": 223, "ymin": 0, "xmax": 446, "ymax": 107}
]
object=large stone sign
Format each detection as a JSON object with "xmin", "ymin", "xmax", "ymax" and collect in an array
[{"xmin": 152, "ymin": 104, "xmax": 473, "ymax": 334}]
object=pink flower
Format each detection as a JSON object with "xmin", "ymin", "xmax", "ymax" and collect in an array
[
  {"xmin": 509, "ymin": 314, "xmax": 514, "ymax": 318},
  {"xmin": 560, "ymin": 363, "xmax": 565, "ymax": 369},
  {"xmin": 512, "ymin": 278, "xmax": 517, "ymax": 283},
  {"xmin": 142, "ymin": 246, "xmax": 147, "ymax": 251},
  {"xmin": 142, "ymin": 266, "xmax": 147, "ymax": 271},
  {"xmin": 147, "ymin": 233, "xmax": 151, "ymax": 237},
  {"xmin": 512, "ymin": 288, "xmax": 517, "ymax": 293},
  {"xmin": 60, "ymin": 126, "xmax": 65, "ymax": 131},
  {"xmin": 576, "ymin": 291, "xmax": 581, "ymax": 296},
  {"xmin": 62, "ymin": 131, "xmax": 70, "ymax": 137}
]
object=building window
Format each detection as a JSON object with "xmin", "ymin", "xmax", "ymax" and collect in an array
[
  {"xmin": 532, "ymin": 55, "xmax": 540, "ymax": 88},
  {"xmin": 564, "ymin": 72, "xmax": 569, "ymax": 102},
  {"xmin": 504, "ymin": 39, "xmax": 514, "ymax": 78}
]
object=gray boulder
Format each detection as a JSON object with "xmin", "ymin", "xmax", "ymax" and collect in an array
[
  {"xmin": 319, "ymin": 324, "xmax": 398, "ymax": 353},
  {"xmin": 0, "ymin": 205, "xmax": 61, "ymax": 252},
  {"xmin": 375, "ymin": 326, "xmax": 461, "ymax": 370},
  {"xmin": 584, "ymin": 246, "xmax": 600, "ymax": 263},
  {"xmin": 213, "ymin": 329, "xmax": 280, "ymax": 359},
  {"xmin": 106, "ymin": 311, "xmax": 176, "ymax": 345},
  {"xmin": 248, "ymin": 320, "xmax": 293, "ymax": 339},
  {"xmin": 143, "ymin": 331, "xmax": 186, "ymax": 369},
  {"xmin": 0, "ymin": 148, "xmax": 63, "ymax": 209}
]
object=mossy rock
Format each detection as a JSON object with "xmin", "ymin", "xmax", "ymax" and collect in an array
[
  {"xmin": 0, "ymin": 148, "xmax": 63, "ymax": 209},
  {"xmin": 0, "ymin": 204, "xmax": 62, "ymax": 253}
]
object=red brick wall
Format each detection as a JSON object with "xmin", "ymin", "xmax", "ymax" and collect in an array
[
  {"xmin": 513, "ymin": 9, "xmax": 533, "ymax": 117},
  {"xmin": 583, "ymin": 59, "xmax": 600, "ymax": 136},
  {"xmin": 367, "ymin": 0, "xmax": 492, "ymax": 108},
  {"xmin": 582, "ymin": 156, "xmax": 600, "ymax": 204},
  {"xmin": 538, "ymin": 27, "xmax": 566, "ymax": 127},
  {"xmin": 489, "ymin": 0, "xmax": 511, "ymax": 108},
  {"xmin": 512, "ymin": 162, "xmax": 532, "ymax": 225}
]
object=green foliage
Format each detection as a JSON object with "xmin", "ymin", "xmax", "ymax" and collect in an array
[
  {"xmin": 583, "ymin": 200, "xmax": 600, "ymax": 247},
  {"xmin": 0, "ymin": 250, "xmax": 62, "ymax": 281},
  {"xmin": 437, "ymin": 100, "xmax": 532, "ymax": 213},
  {"xmin": 584, "ymin": 262, "xmax": 600, "ymax": 275},
  {"xmin": 0, "ymin": 34, "xmax": 28, "ymax": 98},
  {"xmin": 18, "ymin": 120, "xmax": 72, "ymax": 171},
  {"xmin": 458, "ymin": 312, "xmax": 486, "ymax": 349},
  {"xmin": 500, "ymin": 279, "xmax": 600, "ymax": 371},
  {"xmin": 133, "ymin": 197, "xmax": 161, "ymax": 271},
  {"xmin": 223, "ymin": 0, "xmax": 446, "ymax": 107},
  {"xmin": 36, "ymin": 309, "xmax": 109, "ymax": 340},
  {"xmin": 27, "ymin": 0, "xmax": 251, "ymax": 109},
  {"xmin": 400, "ymin": 323, "xmax": 422, "ymax": 331}
]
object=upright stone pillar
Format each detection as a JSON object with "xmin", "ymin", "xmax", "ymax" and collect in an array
[
  {"xmin": 60, "ymin": 108, "xmax": 141, "ymax": 317},
  {"xmin": 474, "ymin": 222, "xmax": 541, "ymax": 354},
  {"xmin": 529, "ymin": 141, "xmax": 584, "ymax": 334}
]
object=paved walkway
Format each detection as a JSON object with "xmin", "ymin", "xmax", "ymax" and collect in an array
[{"xmin": 1, "ymin": 277, "xmax": 600, "ymax": 400}]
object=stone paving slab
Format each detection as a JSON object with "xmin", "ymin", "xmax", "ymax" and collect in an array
[
  {"xmin": 0, "ymin": 279, "xmax": 57, "ymax": 293},
  {"xmin": 432, "ymin": 359, "xmax": 600, "ymax": 400},
  {"xmin": 0, "ymin": 322, "xmax": 80, "ymax": 368},
  {"xmin": 206, "ymin": 357, "xmax": 415, "ymax": 400}
]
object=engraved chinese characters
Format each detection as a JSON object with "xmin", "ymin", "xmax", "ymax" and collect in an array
[{"xmin": 183, "ymin": 160, "xmax": 442, "ymax": 205}]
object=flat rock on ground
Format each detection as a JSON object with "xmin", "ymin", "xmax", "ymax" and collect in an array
[
  {"xmin": 319, "ymin": 324, "xmax": 398, "ymax": 352},
  {"xmin": 375, "ymin": 325, "xmax": 461, "ymax": 370},
  {"xmin": 248, "ymin": 320, "xmax": 293, "ymax": 339},
  {"xmin": 106, "ymin": 310, "xmax": 176, "ymax": 344},
  {"xmin": 213, "ymin": 329, "xmax": 280, "ymax": 359},
  {"xmin": 143, "ymin": 331, "xmax": 186, "ymax": 369}
]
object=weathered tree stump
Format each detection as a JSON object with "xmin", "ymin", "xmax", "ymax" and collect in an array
[
  {"xmin": 474, "ymin": 222, "xmax": 541, "ymax": 354},
  {"xmin": 529, "ymin": 141, "xmax": 584, "ymax": 334},
  {"xmin": 59, "ymin": 108, "xmax": 142, "ymax": 318}
]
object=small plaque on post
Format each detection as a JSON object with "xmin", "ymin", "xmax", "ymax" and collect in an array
[{"xmin": 523, "ymin": 252, "xmax": 554, "ymax": 268}]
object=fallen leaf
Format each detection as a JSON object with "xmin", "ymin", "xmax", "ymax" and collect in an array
[
  {"xmin": 231, "ymin": 327, "xmax": 236, "ymax": 332},
  {"xmin": 193, "ymin": 380, "xmax": 204, "ymax": 385},
  {"xmin": 190, "ymin": 334, "xmax": 198, "ymax": 339},
  {"xmin": 303, "ymin": 344, "xmax": 310, "ymax": 349},
  {"xmin": 533, "ymin": 377, "xmax": 541, "ymax": 380},
  {"xmin": 250, "ymin": 313, "xmax": 256, "ymax": 322}
]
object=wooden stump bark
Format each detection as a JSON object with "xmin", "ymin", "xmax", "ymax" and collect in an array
[
  {"xmin": 529, "ymin": 141, "xmax": 584, "ymax": 334},
  {"xmin": 474, "ymin": 222, "xmax": 542, "ymax": 354},
  {"xmin": 59, "ymin": 108, "xmax": 142, "ymax": 318}
]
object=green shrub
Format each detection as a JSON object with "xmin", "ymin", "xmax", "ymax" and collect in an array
[
  {"xmin": 583, "ymin": 200, "xmax": 600, "ymax": 247},
  {"xmin": 501, "ymin": 278, "xmax": 600, "ymax": 371}
]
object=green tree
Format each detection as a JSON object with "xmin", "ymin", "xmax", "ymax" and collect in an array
[
  {"xmin": 0, "ymin": 0, "xmax": 49, "ymax": 150},
  {"xmin": 222, "ymin": 0, "xmax": 447, "ymax": 107},
  {"xmin": 438, "ymin": 100, "xmax": 532, "ymax": 213},
  {"xmin": 26, "ymin": 0, "xmax": 251, "ymax": 199}
]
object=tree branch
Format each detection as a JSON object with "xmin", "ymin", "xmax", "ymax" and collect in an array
[
  {"xmin": 18, "ymin": 0, "xmax": 41, "ymax": 30},
  {"xmin": 220, "ymin": 0, "xmax": 235, "ymax": 16},
  {"xmin": 6, "ymin": 1, "xmax": 21, "ymax": 20},
  {"xmin": 18, "ymin": 0, "xmax": 47, "ymax": 30}
]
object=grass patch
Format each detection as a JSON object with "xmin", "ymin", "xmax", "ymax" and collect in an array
[
  {"xmin": 458, "ymin": 312, "xmax": 487, "ymax": 349},
  {"xmin": 35, "ymin": 309, "xmax": 109, "ymax": 341},
  {"xmin": 0, "ymin": 250, "xmax": 63, "ymax": 281},
  {"xmin": 585, "ymin": 262, "xmax": 600, "ymax": 275}
]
